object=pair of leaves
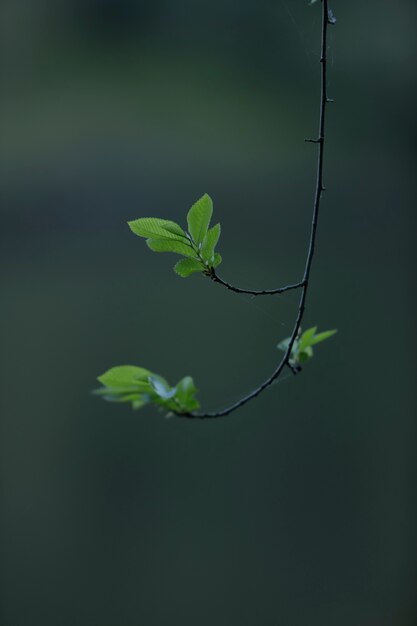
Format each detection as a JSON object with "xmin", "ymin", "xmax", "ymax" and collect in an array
[
  {"xmin": 128, "ymin": 194, "xmax": 222, "ymax": 278},
  {"xmin": 93, "ymin": 365, "xmax": 200, "ymax": 414},
  {"xmin": 278, "ymin": 327, "xmax": 337, "ymax": 366}
]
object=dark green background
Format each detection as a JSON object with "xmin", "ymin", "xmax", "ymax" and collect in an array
[{"xmin": 1, "ymin": 1, "xmax": 416, "ymax": 624}]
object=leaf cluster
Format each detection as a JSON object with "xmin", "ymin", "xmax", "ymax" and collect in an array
[
  {"xmin": 93, "ymin": 366, "xmax": 199, "ymax": 414},
  {"xmin": 278, "ymin": 327, "xmax": 337, "ymax": 367},
  {"xmin": 128, "ymin": 194, "xmax": 222, "ymax": 278}
]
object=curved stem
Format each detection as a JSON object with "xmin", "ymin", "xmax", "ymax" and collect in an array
[
  {"xmin": 178, "ymin": 0, "xmax": 332, "ymax": 419},
  {"xmin": 208, "ymin": 269, "xmax": 305, "ymax": 296}
]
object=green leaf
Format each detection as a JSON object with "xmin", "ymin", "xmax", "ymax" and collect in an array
[
  {"xmin": 128, "ymin": 218, "xmax": 187, "ymax": 241},
  {"xmin": 97, "ymin": 366, "xmax": 153, "ymax": 388},
  {"xmin": 298, "ymin": 326, "xmax": 318, "ymax": 351},
  {"xmin": 146, "ymin": 238, "xmax": 197, "ymax": 258},
  {"xmin": 157, "ymin": 222, "xmax": 188, "ymax": 239},
  {"xmin": 187, "ymin": 194, "xmax": 213, "ymax": 245},
  {"xmin": 103, "ymin": 392, "xmax": 148, "ymax": 403},
  {"xmin": 298, "ymin": 346, "xmax": 314, "ymax": 362},
  {"xmin": 132, "ymin": 399, "xmax": 147, "ymax": 410},
  {"xmin": 200, "ymin": 223, "xmax": 221, "ymax": 263},
  {"xmin": 211, "ymin": 252, "xmax": 222, "ymax": 269},
  {"xmin": 310, "ymin": 329, "xmax": 338, "ymax": 345},
  {"xmin": 149, "ymin": 375, "xmax": 177, "ymax": 400},
  {"xmin": 277, "ymin": 337, "xmax": 299, "ymax": 358},
  {"xmin": 175, "ymin": 376, "xmax": 200, "ymax": 412},
  {"xmin": 277, "ymin": 337, "xmax": 291, "ymax": 352},
  {"xmin": 93, "ymin": 380, "xmax": 153, "ymax": 407},
  {"xmin": 93, "ymin": 385, "xmax": 150, "ymax": 396},
  {"xmin": 174, "ymin": 258, "xmax": 204, "ymax": 277}
]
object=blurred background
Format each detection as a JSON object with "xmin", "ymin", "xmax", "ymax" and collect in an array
[{"xmin": 0, "ymin": 1, "xmax": 416, "ymax": 624}]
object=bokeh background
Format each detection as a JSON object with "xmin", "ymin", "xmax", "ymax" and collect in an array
[{"xmin": 1, "ymin": 1, "xmax": 416, "ymax": 624}]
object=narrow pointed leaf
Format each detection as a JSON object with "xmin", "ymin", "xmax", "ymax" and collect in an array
[
  {"xmin": 98, "ymin": 366, "xmax": 153, "ymax": 388},
  {"xmin": 93, "ymin": 384, "xmax": 151, "ymax": 396},
  {"xmin": 200, "ymin": 223, "xmax": 221, "ymax": 263},
  {"xmin": 128, "ymin": 218, "xmax": 186, "ymax": 241},
  {"xmin": 277, "ymin": 337, "xmax": 299, "ymax": 355},
  {"xmin": 298, "ymin": 346, "xmax": 314, "ymax": 362},
  {"xmin": 310, "ymin": 329, "xmax": 338, "ymax": 345},
  {"xmin": 211, "ymin": 252, "xmax": 222, "ymax": 268},
  {"xmin": 158, "ymin": 222, "xmax": 188, "ymax": 239},
  {"xmin": 100, "ymin": 389, "xmax": 152, "ymax": 404},
  {"xmin": 277, "ymin": 337, "xmax": 291, "ymax": 352},
  {"xmin": 187, "ymin": 194, "xmax": 213, "ymax": 245},
  {"xmin": 298, "ymin": 326, "xmax": 318, "ymax": 351},
  {"xmin": 132, "ymin": 399, "xmax": 147, "ymax": 410},
  {"xmin": 174, "ymin": 258, "xmax": 204, "ymax": 277},
  {"xmin": 104, "ymin": 392, "xmax": 145, "ymax": 403},
  {"xmin": 149, "ymin": 375, "xmax": 177, "ymax": 400},
  {"xmin": 146, "ymin": 238, "xmax": 197, "ymax": 258},
  {"xmin": 176, "ymin": 376, "xmax": 200, "ymax": 412}
]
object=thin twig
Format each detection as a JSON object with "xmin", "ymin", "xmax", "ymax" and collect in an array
[
  {"xmin": 286, "ymin": 361, "xmax": 301, "ymax": 375},
  {"xmin": 178, "ymin": 0, "xmax": 332, "ymax": 419},
  {"xmin": 208, "ymin": 269, "xmax": 305, "ymax": 296}
]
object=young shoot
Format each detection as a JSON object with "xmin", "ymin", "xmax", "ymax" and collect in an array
[
  {"xmin": 278, "ymin": 327, "xmax": 337, "ymax": 370},
  {"xmin": 94, "ymin": 366, "xmax": 199, "ymax": 415},
  {"xmin": 128, "ymin": 194, "xmax": 221, "ymax": 278}
]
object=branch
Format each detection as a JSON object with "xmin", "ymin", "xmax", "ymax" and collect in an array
[
  {"xmin": 207, "ymin": 268, "xmax": 305, "ymax": 296},
  {"xmin": 178, "ymin": 0, "xmax": 332, "ymax": 419}
]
